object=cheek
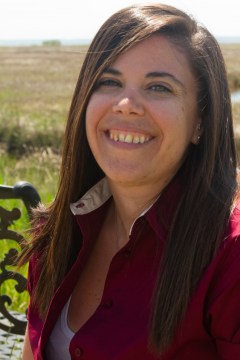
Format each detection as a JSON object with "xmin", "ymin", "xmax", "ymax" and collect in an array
[
  {"xmin": 85, "ymin": 95, "xmax": 107, "ymax": 133},
  {"xmin": 167, "ymin": 104, "xmax": 196, "ymax": 140}
]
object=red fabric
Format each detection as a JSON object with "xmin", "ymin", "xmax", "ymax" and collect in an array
[{"xmin": 27, "ymin": 178, "xmax": 240, "ymax": 359}]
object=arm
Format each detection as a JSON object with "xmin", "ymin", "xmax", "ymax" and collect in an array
[{"xmin": 22, "ymin": 324, "xmax": 34, "ymax": 360}]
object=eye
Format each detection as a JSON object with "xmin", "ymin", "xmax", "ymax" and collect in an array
[
  {"xmin": 95, "ymin": 78, "xmax": 121, "ymax": 89},
  {"xmin": 148, "ymin": 84, "xmax": 171, "ymax": 93}
]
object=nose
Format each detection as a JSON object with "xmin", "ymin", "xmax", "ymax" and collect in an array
[{"xmin": 112, "ymin": 92, "xmax": 144, "ymax": 116}]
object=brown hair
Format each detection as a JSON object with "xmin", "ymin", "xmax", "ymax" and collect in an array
[{"xmin": 19, "ymin": 3, "xmax": 237, "ymax": 354}]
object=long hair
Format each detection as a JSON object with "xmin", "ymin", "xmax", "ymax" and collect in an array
[{"xmin": 18, "ymin": 3, "xmax": 237, "ymax": 354}]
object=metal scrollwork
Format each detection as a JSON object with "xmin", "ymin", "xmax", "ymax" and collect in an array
[{"xmin": 0, "ymin": 206, "xmax": 27, "ymax": 335}]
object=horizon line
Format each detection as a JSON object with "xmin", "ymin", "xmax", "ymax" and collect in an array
[{"xmin": 1, "ymin": 36, "xmax": 240, "ymax": 46}]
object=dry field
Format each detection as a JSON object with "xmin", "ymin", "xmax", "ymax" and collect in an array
[
  {"xmin": 0, "ymin": 43, "xmax": 239, "ymax": 152},
  {"xmin": 0, "ymin": 45, "xmax": 90, "ymax": 201},
  {"xmin": 0, "ymin": 46, "xmax": 88, "ymax": 153},
  {"xmin": 221, "ymin": 43, "xmax": 240, "ymax": 90}
]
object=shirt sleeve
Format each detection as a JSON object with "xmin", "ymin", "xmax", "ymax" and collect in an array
[{"xmin": 206, "ymin": 235, "xmax": 240, "ymax": 359}]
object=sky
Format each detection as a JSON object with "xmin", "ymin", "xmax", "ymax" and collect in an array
[{"xmin": 0, "ymin": 0, "xmax": 240, "ymax": 40}]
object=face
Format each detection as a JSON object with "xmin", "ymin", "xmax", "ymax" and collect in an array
[{"xmin": 86, "ymin": 35, "xmax": 200, "ymax": 192}]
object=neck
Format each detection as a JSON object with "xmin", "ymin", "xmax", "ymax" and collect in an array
[{"xmin": 107, "ymin": 179, "xmax": 165, "ymax": 241}]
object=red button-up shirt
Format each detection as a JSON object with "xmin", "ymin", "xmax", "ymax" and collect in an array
[{"xmin": 27, "ymin": 177, "xmax": 240, "ymax": 359}]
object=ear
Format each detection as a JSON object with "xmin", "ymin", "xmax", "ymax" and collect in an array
[{"xmin": 191, "ymin": 120, "xmax": 202, "ymax": 145}]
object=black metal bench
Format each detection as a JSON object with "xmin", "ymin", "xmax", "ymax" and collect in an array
[{"xmin": 0, "ymin": 181, "xmax": 40, "ymax": 359}]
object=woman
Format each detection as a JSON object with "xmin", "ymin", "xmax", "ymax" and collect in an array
[{"xmin": 20, "ymin": 3, "xmax": 240, "ymax": 359}]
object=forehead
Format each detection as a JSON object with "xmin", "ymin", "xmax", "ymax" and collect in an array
[{"xmin": 110, "ymin": 34, "xmax": 195, "ymax": 84}]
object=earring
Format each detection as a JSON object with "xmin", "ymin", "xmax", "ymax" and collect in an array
[{"xmin": 195, "ymin": 123, "xmax": 201, "ymax": 144}]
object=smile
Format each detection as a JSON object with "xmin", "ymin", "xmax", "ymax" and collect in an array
[{"xmin": 108, "ymin": 130, "xmax": 151, "ymax": 144}]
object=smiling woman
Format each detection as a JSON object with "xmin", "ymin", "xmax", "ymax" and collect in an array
[
  {"xmin": 86, "ymin": 35, "xmax": 200, "ymax": 191},
  {"xmin": 18, "ymin": 3, "xmax": 240, "ymax": 360}
]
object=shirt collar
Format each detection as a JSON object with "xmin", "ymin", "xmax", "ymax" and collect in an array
[
  {"xmin": 145, "ymin": 174, "xmax": 183, "ymax": 240},
  {"xmin": 70, "ymin": 178, "xmax": 161, "ymax": 237},
  {"xmin": 70, "ymin": 174, "xmax": 183, "ymax": 240},
  {"xmin": 70, "ymin": 178, "xmax": 111, "ymax": 215},
  {"xmin": 70, "ymin": 177, "xmax": 160, "ymax": 217}
]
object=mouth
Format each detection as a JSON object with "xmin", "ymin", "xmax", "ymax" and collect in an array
[{"xmin": 107, "ymin": 129, "xmax": 152, "ymax": 144}]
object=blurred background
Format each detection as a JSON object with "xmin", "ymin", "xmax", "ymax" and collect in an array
[{"xmin": 0, "ymin": 0, "xmax": 240, "ymax": 205}]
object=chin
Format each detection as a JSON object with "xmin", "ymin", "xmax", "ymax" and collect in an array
[{"xmin": 106, "ymin": 171, "xmax": 149, "ymax": 187}]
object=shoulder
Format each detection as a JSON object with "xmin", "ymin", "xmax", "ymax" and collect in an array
[
  {"xmin": 214, "ymin": 203, "xmax": 240, "ymax": 284},
  {"xmin": 220, "ymin": 203, "xmax": 240, "ymax": 258},
  {"xmin": 203, "ymin": 203, "xmax": 240, "ymax": 347}
]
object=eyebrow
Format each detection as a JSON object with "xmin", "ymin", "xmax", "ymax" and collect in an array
[
  {"xmin": 102, "ymin": 68, "xmax": 185, "ymax": 90},
  {"xmin": 146, "ymin": 71, "xmax": 185, "ymax": 89},
  {"xmin": 103, "ymin": 68, "xmax": 121, "ymax": 76}
]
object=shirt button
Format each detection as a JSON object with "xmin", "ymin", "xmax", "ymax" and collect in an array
[
  {"xmin": 104, "ymin": 299, "xmax": 113, "ymax": 309},
  {"xmin": 74, "ymin": 347, "xmax": 84, "ymax": 357},
  {"xmin": 77, "ymin": 202, "xmax": 85, "ymax": 208}
]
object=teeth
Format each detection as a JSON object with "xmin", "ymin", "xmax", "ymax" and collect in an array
[
  {"xmin": 125, "ymin": 134, "xmax": 133, "ymax": 143},
  {"xmin": 119, "ymin": 133, "xmax": 125, "ymax": 142},
  {"xmin": 109, "ymin": 131, "xmax": 150, "ymax": 144}
]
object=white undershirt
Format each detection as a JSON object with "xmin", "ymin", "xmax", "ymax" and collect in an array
[{"xmin": 45, "ymin": 296, "xmax": 74, "ymax": 359}]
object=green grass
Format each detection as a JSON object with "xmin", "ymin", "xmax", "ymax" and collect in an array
[
  {"xmin": 0, "ymin": 152, "xmax": 60, "ymax": 203},
  {"xmin": 0, "ymin": 151, "xmax": 60, "ymax": 313},
  {"xmin": 0, "ymin": 197, "xmax": 30, "ymax": 314},
  {"xmin": 0, "ymin": 150, "xmax": 59, "ymax": 312}
]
